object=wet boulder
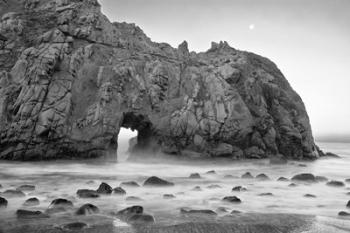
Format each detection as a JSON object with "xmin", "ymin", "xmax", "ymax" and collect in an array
[
  {"xmin": 256, "ymin": 173, "xmax": 270, "ymax": 180},
  {"xmin": 16, "ymin": 185, "xmax": 35, "ymax": 192},
  {"xmin": 128, "ymin": 214, "xmax": 155, "ymax": 224},
  {"xmin": 315, "ymin": 176, "xmax": 328, "ymax": 182},
  {"xmin": 241, "ymin": 172, "xmax": 253, "ymax": 179},
  {"xmin": 207, "ymin": 184, "xmax": 222, "ymax": 189},
  {"xmin": 288, "ymin": 183, "xmax": 298, "ymax": 187},
  {"xmin": 49, "ymin": 198, "xmax": 73, "ymax": 208},
  {"xmin": 189, "ymin": 173, "xmax": 201, "ymax": 179},
  {"xmin": 23, "ymin": 197, "xmax": 40, "ymax": 206},
  {"xmin": 346, "ymin": 200, "xmax": 350, "ymax": 208},
  {"xmin": 180, "ymin": 208, "xmax": 217, "ymax": 216},
  {"xmin": 113, "ymin": 187, "xmax": 126, "ymax": 195},
  {"xmin": 163, "ymin": 194, "xmax": 175, "ymax": 199},
  {"xmin": 325, "ymin": 152, "xmax": 340, "ymax": 158},
  {"xmin": 291, "ymin": 173, "xmax": 316, "ymax": 182},
  {"xmin": 16, "ymin": 209, "xmax": 49, "ymax": 219},
  {"xmin": 232, "ymin": 186, "xmax": 247, "ymax": 192},
  {"xmin": 116, "ymin": 205, "xmax": 143, "ymax": 222},
  {"xmin": 338, "ymin": 211, "xmax": 350, "ymax": 216},
  {"xmin": 345, "ymin": 179, "xmax": 350, "ymax": 183},
  {"xmin": 96, "ymin": 182, "xmax": 112, "ymax": 194},
  {"xmin": 258, "ymin": 193, "xmax": 273, "ymax": 196},
  {"xmin": 206, "ymin": 170, "xmax": 216, "ymax": 174},
  {"xmin": 76, "ymin": 189, "xmax": 99, "ymax": 198},
  {"xmin": 2, "ymin": 189, "xmax": 25, "ymax": 198},
  {"xmin": 277, "ymin": 177, "xmax": 289, "ymax": 182},
  {"xmin": 0, "ymin": 197, "xmax": 8, "ymax": 208},
  {"xmin": 120, "ymin": 181, "xmax": 140, "ymax": 187},
  {"xmin": 143, "ymin": 176, "xmax": 174, "ymax": 187},
  {"xmin": 326, "ymin": 180, "xmax": 345, "ymax": 187},
  {"xmin": 61, "ymin": 222, "xmax": 88, "ymax": 231},
  {"xmin": 222, "ymin": 196, "xmax": 241, "ymax": 203},
  {"xmin": 126, "ymin": 196, "xmax": 143, "ymax": 202},
  {"xmin": 76, "ymin": 203, "xmax": 99, "ymax": 215},
  {"xmin": 304, "ymin": 194, "xmax": 316, "ymax": 198}
]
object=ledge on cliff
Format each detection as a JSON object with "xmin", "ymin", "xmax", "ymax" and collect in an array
[{"xmin": 0, "ymin": 0, "xmax": 322, "ymax": 160}]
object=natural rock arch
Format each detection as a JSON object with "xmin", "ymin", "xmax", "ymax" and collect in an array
[{"xmin": 0, "ymin": 0, "xmax": 322, "ymax": 160}]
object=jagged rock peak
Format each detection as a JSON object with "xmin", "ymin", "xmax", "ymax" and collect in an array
[{"xmin": 0, "ymin": 0, "xmax": 321, "ymax": 160}]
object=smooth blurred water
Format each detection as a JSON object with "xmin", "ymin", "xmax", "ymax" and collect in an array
[{"xmin": 0, "ymin": 142, "xmax": 349, "ymax": 226}]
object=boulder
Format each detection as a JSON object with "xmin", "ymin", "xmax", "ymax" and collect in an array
[
  {"xmin": 0, "ymin": 197, "xmax": 8, "ymax": 208},
  {"xmin": 127, "ymin": 214, "xmax": 155, "ymax": 224},
  {"xmin": 16, "ymin": 209, "xmax": 49, "ymax": 219},
  {"xmin": 304, "ymin": 194, "xmax": 316, "ymax": 198},
  {"xmin": 232, "ymin": 186, "xmax": 247, "ymax": 192},
  {"xmin": 347, "ymin": 200, "xmax": 350, "ymax": 208},
  {"xmin": 189, "ymin": 173, "xmax": 201, "ymax": 179},
  {"xmin": 277, "ymin": 177, "xmax": 289, "ymax": 182},
  {"xmin": 2, "ymin": 189, "xmax": 25, "ymax": 198},
  {"xmin": 76, "ymin": 203, "xmax": 99, "ymax": 215},
  {"xmin": 180, "ymin": 208, "xmax": 217, "ymax": 216},
  {"xmin": 241, "ymin": 172, "xmax": 254, "ymax": 179},
  {"xmin": 16, "ymin": 185, "xmax": 35, "ymax": 192},
  {"xmin": 61, "ymin": 222, "xmax": 88, "ymax": 231},
  {"xmin": 76, "ymin": 189, "xmax": 99, "ymax": 198},
  {"xmin": 143, "ymin": 176, "xmax": 174, "ymax": 187},
  {"xmin": 163, "ymin": 194, "xmax": 175, "ymax": 199},
  {"xmin": 326, "ymin": 180, "xmax": 345, "ymax": 187},
  {"xmin": 256, "ymin": 173, "xmax": 270, "ymax": 180},
  {"xmin": 338, "ymin": 211, "xmax": 350, "ymax": 216},
  {"xmin": 23, "ymin": 197, "xmax": 40, "ymax": 206},
  {"xmin": 192, "ymin": 186, "xmax": 202, "ymax": 191},
  {"xmin": 222, "ymin": 196, "xmax": 241, "ymax": 203},
  {"xmin": 96, "ymin": 182, "xmax": 112, "ymax": 194},
  {"xmin": 116, "ymin": 205, "xmax": 144, "ymax": 222},
  {"xmin": 120, "ymin": 181, "xmax": 140, "ymax": 187},
  {"xmin": 291, "ymin": 173, "xmax": 316, "ymax": 182},
  {"xmin": 345, "ymin": 179, "xmax": 350, "ymax": 183},
  {"xmin": 206, "ymin": 170, "xmax": 216, "ymax": 174},
  {"xmin": 113, "ymin": 187, "xmax": 126, "ymax": 195},
  {"xmin": 49, "ymin": 198, "xmax": 73, "ymax": 208},
  {"xmin": 288, "ymin": 183, "xmax": 297, "ymax": 187}
]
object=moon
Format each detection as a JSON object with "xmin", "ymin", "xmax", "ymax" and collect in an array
[{"xmin": 249, "ymin": 24, "xmax": 255, "ymax": 30}]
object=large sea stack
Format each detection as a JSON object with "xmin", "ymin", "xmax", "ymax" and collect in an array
[{"xmin": 0, "ymin": 0, "xmax": 321, "ymax": 160}]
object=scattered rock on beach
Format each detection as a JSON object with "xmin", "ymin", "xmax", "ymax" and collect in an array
[
  {"xmin": 2, "ymin": 189, "xmax": 25, "ymax": 198},
  {"xmin": 120, "ymin": 181, "xmax": 140, "ymax": 187},
  {"xmin": 277, "ymin": 177, "xmax": 289, "ymax": 182},
  {"xmin": 126, "ymin": 196, "xmax": 143, "ymax": 202},
  {"xmin": 16, "ymin": 209, "xmax": 49, "ymax": 219},
  {"xmin": 96, "ymin": 182, "xmax": 113, "ymax": 194},
  {"xmin": 291, "ymin": 173, "xmax": 316, "ymax": 182},
  {"xmin": 258, "ymin": 193, "xmax": 273, "ymax": 196},
  {"xmin": 207, "ymin": 184, "xmax": 222, "ymax": 189},
  {"xmin": 61, "ymin": 222, "xmax": 88, "ymax": 231},
  {"xmin": 304, "ymin": 194, "xmax": 316, "ymax": 198},
  {"xmin": 180, "ymin": 208, "xmax": 217, "ymax": 216},
  {"xmin": 241, "ymin": 172, "xmax": 253, "ymax": 179},
  {"xmin": 325, "ymin": 152, "xmax": 340, "ymax": 158},
  {"xmin": 49, "ymin": 198, "xmax": 73, "ymax": 208},
  {"xmin": 76, "ymin": 189, "xmax": 99, "ymax": 198},
  {"xmin": 231, "ymin": 210, "xmax": 242, "ymax": 214},
  {"xmin": 116, "ymin": 205, "xmax": 143, "ymax": 222},
  {"xmin": 163, "ymin": 194, "xmax": 175, "ymax": 199},
  {"xmin": 256, "ymin": 173, "xmax": 270, "ymax": 180},
  {"xmin": 232, "ymin": 186, "xmax": 247, "ymax": 192},
  {"xmin": 315, "ymin": 176, "xmax": 328, "ymax": 182},
  {"xmin": 113, "ymin": 187, "xmax": 126, "ymax": 195},
  {"xmin": 338, "ymin": 211, "xmax": 350, "ymax": 216},
  {"xmin": 189, "ymin": 173, "xmax": 201, "ymax": 179},
  {"xmin": 23, "ymin": 197, "xmax": 40, "ymax": 206},
  {"xmin": 192, "ymin": 186, "xmax": 202, "ymax": 191},
  {"xmin": 222, "ymin": 196, "xmax": 241, "ymax": 203},
  {"xmin": 16, "ymin": 185, "xmax": 35, "ymax": 192},
  {"xmin": 76, "ymin": 203, "xmax": 99, "ymax": 215},
  {"xmin": 206, "ymin": 170, "xmax": 216, "ymax": 174},
  {"xmin": 346, "ymin": 200, "xmax": 350, "ymax": 208},
  {"xmin": 143, "ymin": 176, "xmax": 174, "ymax": 187},
  {"xmin": 0, "ymin": 197, "xmax": 8, "ymax": 208},
  {"xmin": 326, "ymin": 180, "xmax": 345, "ymax": 187},
  {"xmin": 288, "ymin": 183, "xmax": 298, "ymax": 187}
]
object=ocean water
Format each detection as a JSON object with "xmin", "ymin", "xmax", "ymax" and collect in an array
[{"xmin": 0, "ymin": 142, "xmax": 349, "ymax": 230}]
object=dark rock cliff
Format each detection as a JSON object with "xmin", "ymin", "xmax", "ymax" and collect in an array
[{"xmin": 0, "ymin": 0, "xmax": 321, "ymax": 160}]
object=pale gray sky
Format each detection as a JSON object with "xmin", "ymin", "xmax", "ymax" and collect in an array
[{"xmin": 100, "ymin": 0, "xmax": 350, "ymax": 138}]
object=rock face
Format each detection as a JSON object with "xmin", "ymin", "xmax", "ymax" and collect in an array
[{"xmin": 0, "ymin": 0, "xmax": 320, "ymax": 160}]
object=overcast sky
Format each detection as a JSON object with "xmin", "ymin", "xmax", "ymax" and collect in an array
[{"xmin": 100, "ymin": 0, "xmax": 350, "ymax": 139}]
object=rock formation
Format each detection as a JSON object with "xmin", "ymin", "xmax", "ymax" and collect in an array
[{"xmin": 0, "ymin": 0, "xmax": 321, "ymax": 160}]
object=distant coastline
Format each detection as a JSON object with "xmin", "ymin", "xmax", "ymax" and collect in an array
[{"xmin": 316, "ymin": 135, "xmax": 350, "ymax": 143}]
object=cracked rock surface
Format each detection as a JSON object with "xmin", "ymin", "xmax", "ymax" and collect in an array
[{"xmin": 0, "ymin": 0, "xmax": 321, "ymax": 160}]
